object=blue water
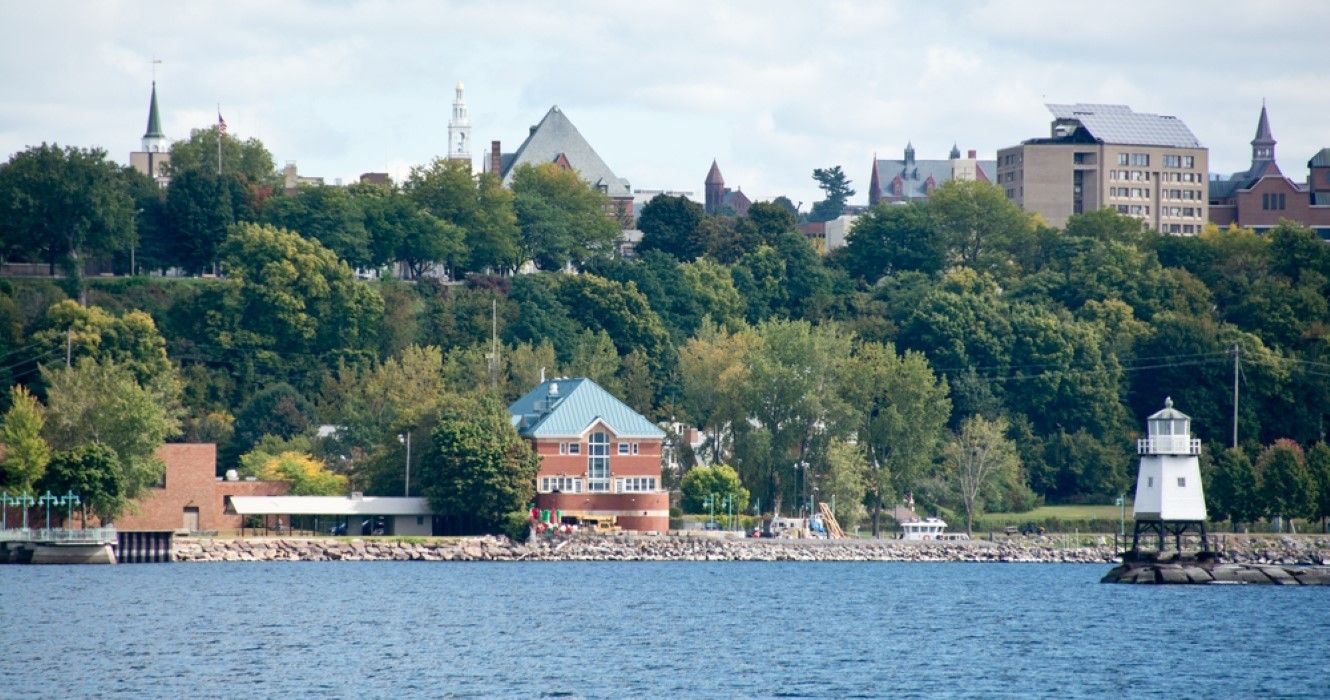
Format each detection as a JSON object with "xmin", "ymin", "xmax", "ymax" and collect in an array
[{"xmin": 3, "ymin": 561, "xmax": 1328, "ymax": 698}]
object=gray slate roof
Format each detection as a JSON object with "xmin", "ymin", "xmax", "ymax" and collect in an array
[
  {"xmin": 1046, "ymin": 103, "xmax": 1202, "ymax": 148},
  {"xmin": 874, "ymin": 158, "xmax": 996, "ymax": 200},
  {"xmin": 500, "ymin": 106, "xmax": 632, "ymax": 198},
  {"xmin": 509, "ymin": 377, "xmax": 664, "ymax": 439}
]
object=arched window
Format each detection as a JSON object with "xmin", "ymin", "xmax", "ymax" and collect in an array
[{"xmin": 588, "ymin": 432, "xmax": 610, "ymax": 492}]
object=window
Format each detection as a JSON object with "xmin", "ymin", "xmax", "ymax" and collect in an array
[
  {"xmin": 541, "ymin": 476, "xmax": 583, "ymax": 493},
  {"xmin": 1182, "ymin": 155, "xmax": 1195, "ymax": 168},
  {"xmin": 632, "ymin": 443, "xmax": 640, "ymax": 455},
  {"xmin": 1147, "ymin": 477, "xmax": 1154, "ymax": 488},
  {"xmin": 1130, "ymin": 153, "xmax": 1150, "ymax": 166},
  {"xmin": 618, "ymin": 442, "xmax": 629, "ymax": 455},
  {"xmin": 1117, "ymin": 153, "xmax": 1129, "ymax": 165},
  {"xmin": 1177, "ymin": 477, "xmax": 1186, "ymax": 487},
  {"xmin": 1163, "ymin": 154, "xmax": 1181, "ymax": 168},
  {"xmin": 1279, "ymin": 193, "xmax": 1286, "ymax": 210},
  {"xmin": 617, "ymin": 477, "xmax": 657, "ymax": 493},
  {"xmin": 568, "ymin": 442, "xmax": 580, "ymax": 455},
  {"xmin": 559, "ymin": 442, "xmax": 567, "ymax": 455},
  {"xmin": 587, "ymin": 432, "xmax": 610, "ymax": 492}
]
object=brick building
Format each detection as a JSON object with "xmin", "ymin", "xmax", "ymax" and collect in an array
[
  {"xmin": 1208, "ymin": 104, "xmax": 1330, "ymax": 238},
  {"xmin": 509, "ymin": 378, "xmax": 668, "ymax": 532},
  {"xmin": 112, "ymin": 444, "xmax": 288, "ymax": 532},
  {"xmin": 868, "ymin": 143, "xmax": 995, "ymax": 206},
  {"xmin": 704, "ymin": 160, "xmax": 752, "ymax": 216}
]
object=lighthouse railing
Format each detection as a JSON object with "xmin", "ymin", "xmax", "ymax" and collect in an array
[{"xmin": 1136, "ymin": 437, "xmax": 1201, "ymax": 455}]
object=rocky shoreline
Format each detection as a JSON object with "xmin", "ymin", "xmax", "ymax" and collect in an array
[{"xmin": 168, "ymin": 534, "xmax": 1330, "ymax": 565}]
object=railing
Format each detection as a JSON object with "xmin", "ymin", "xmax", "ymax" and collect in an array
[
  {"xmin": 1136, "ymin": 437, "xmax": 1201, "ymax": 455},
  {"xmin": 0, "ymin": 527, "xmax": 118, "ymax": 544}
]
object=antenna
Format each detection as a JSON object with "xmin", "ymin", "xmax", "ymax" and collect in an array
[{"xmin": 151, "ymin": 57, "xmax": 162, "ymax": 81}]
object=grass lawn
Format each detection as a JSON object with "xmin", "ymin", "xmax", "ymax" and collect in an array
[{"xmin": 984, "ymin": 504, "xmax": 1127, "ymax": 521}]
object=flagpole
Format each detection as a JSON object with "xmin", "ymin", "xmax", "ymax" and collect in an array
[{"xmin": 217, "ymin": 104, "xmax": 223, "ymax": 176}]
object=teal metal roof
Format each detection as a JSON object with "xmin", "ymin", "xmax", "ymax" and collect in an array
[{"xmin": 508, "ymin": 378, "xmax": 664, "ymax": 439}]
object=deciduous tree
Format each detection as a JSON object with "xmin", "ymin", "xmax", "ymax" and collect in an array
[
  {"xmin": 946, "ymin": 415, "xmax": 1020, "ymax": 535},
  {"xmin": 0, "ymin": 385, "xmax": 50, "ymax": 492}
]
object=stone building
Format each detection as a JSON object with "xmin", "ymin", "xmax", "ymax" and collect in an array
[
  {"xmin": 867, "ymin": 143, "xmax": 995, "ymax": 206},
  {"xmin": 1208, "ymin": 104, "xmax": 1330, "ymax": 238},
  {"xmin": 485, "ymin": 105, "xmax": 634, "ymax": 226},
  {"xmin": 704, "ymin": 160, "xmax": 752, "ymax": 216},
  {"xmin": 509, "ymin": 377, "xmax": 668, "ymax": 533},
  {"xmin": 997, "ymin": 104, "xmax": 1209, "ymax": 232}
]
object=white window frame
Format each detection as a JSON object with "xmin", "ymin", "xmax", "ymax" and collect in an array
[
  {"xmin": 631, "ymin": 443, "xmax": 640, "ymax": 455},
  {"xmin": 587, "ymin": 432, "xmax": 610, "ymax": 492},
  {"xmin": 559, "ymin": 443, "xmax": 567, "ymax": 455},
  {"xmin": 568, "ymin": 442, "xmax": 581, "ymax": 455},
  {"xmin": 618, "ymin": 442, "xmax": 629, "ymax": 455}
]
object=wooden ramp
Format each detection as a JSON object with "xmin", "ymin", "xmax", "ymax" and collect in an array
[{"xmin": 818, "ymin": 502, "xmax": 845, "ymax": 539}]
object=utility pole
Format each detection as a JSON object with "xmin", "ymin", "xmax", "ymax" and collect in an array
[
  {"xmin": 1232, "ymin": 344, "xmax": 1239, "ymax": 449},
  {"xmin": 489, "ymin": 297, "xmax": 499, "ymax": 391},
  {"xmin": 66, "ymin": 329, "xmax": 72, "ymax": 367}
]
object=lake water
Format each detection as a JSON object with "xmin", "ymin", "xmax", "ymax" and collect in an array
[{"xmin": 3, "ymin": 561, "xmax": 1328, "ymax": 698}]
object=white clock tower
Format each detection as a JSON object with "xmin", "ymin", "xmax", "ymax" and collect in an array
[{"xmin": 447, "ymin": 81, "xmax": 472, "ymax": 169}]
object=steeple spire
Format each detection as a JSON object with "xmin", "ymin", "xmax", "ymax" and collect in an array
[
  {"xmin": 904, "ymin": 141, "xmax": 915, "ymax": 165},
  {"xmin": 447, "ymin": 80, "xmax": 472, "ymax": 167},
  {"xmin": 949, "ymin": 142, "xmax": 961, "ymax": 159},
  {"xmin": 141, "ymin": 81, "xmax": 166, "ymax": 153},
  {"xmin": 1251, "ymin": 101, "xmax": 1276, "ymax": 165}
]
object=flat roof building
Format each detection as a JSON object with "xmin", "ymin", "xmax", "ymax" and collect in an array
[{"xmin": 997, "ymin": 104, "xmax": 1208, "ymax": 233}]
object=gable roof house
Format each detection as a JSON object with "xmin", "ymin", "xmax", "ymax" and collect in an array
[
  {"xmin": 510, "ymin": 378, "xmax": 668, "ymax": 532},
  {"xmin": 485, "ymin": 106, "xmax": 636, "ymax": 227},
  {"xmin": 868, "ymin": 143, "xmax": 996, "ymax": 206},
  {"xmin": 1209, "ymin": 104, "xmax": 1330, "ymax": 238}
]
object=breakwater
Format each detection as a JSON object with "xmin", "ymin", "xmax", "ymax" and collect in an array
[{"xmin": 165, "ymin": 534, "xmax": 1321, "ymax": 565}]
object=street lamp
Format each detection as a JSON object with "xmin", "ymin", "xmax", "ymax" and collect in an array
[
  {"xmin": 60, "ymin": 491, "xmax": 80, "ymax": 530},
  {"xmin": 38, "ymin": 491, "xmax": 59, "ymax": 534},
  {"xmin": 398, "ymin": 431, "xmax": 412, "ymax": 497}
]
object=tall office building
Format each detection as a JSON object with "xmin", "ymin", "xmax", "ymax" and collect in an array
[{"xmin": 996, "ymin": 104, "xmax": 1208, "ymax": 233}]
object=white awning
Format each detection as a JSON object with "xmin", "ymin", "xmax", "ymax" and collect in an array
[{"xmin": 227, "ymin": 496, "xmax": 434, "ymax": 517}]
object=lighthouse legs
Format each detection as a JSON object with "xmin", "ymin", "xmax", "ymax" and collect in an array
[{"xmin": 1130, "ymin": 519, "xmax": 1211, "ymax": 558}]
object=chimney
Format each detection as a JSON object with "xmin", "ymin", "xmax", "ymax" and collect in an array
[
  {"xmin": 968, "ymin": 150, "xmax": 977, "ymax": 159},
  {"xmin": 490, "ymin": 140, "xmax": 502, "ymax": 175}
]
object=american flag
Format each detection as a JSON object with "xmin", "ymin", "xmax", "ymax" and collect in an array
[{"xmin": 218, "ymin": 111, "xmax": 227, "ymax": 134}]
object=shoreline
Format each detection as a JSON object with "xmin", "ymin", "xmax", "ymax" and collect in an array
[{"xmin": 167, "ymin": 534, "xmax": 1330, "ymax": 565}]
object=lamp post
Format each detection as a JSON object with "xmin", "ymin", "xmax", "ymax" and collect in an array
[
  {"xmin": 1, "ymin": 492, "xmax": 10, "ymax": 530},
  {"xmin": 16, "ymin": 492, "xmax": 35, "ymax": 531},
  {"xmin": 60, "ymin": 492, "xmax": 80, "ymax": 530},
  {"xmin": 721, "ymin": 494, "xmax": 733, "ymax": 532},
  {"xmin": 38, "ymin": 491, "xmax": 59, "ymax": 534},
  {"xmin": 398, "ymin": 431, "xmax": 412, "ymax": 497},
  {"xmin": 1116, "ymin": 493, "xmax": 1126, "ymax": 539}
]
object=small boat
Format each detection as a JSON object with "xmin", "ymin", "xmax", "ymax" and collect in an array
[{"xmin": 900, "ymin": 517, "xmax": 968, "ymax": 541}]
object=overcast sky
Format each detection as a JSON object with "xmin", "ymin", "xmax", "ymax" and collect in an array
[{"xmin": 2, "ymin": 1, "xmax": 1327, "ymax": 208}]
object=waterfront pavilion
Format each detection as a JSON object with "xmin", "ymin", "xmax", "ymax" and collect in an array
[{"xmin": 225, "ymin": 495, "xmax": 435, "ymax": 537}]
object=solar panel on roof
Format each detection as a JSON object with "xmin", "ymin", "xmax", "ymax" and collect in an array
[{"xmin": 1044, "ymin": 103, "xmax": 1202, "ymax": 148}]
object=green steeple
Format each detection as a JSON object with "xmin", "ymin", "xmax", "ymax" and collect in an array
[{"xmin": 144, "ymin": 81, "xmax": 165, "ymax": 139}]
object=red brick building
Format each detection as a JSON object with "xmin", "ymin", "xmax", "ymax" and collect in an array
[
  {"xmin": 509, "ymin": 378, "xmax": 668, "ymax": 532},
  {"xmin": 112, "ymin": 444, "xmax": 288, "ymax": 532},
  {"xmin": 1209, "ymin": 105, "xmax": 1330, "ymax": 238}
]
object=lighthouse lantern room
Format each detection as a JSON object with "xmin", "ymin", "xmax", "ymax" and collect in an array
[{"xmin": 1131, "ymin": 397, "xmax": 1210, "ymax": 554}]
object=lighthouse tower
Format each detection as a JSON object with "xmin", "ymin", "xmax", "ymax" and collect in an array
[{"xmin": 1131, "ymin": 397, "xmax": 1209, "ymax": 554}]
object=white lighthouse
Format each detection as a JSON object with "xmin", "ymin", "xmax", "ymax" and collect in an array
[{"xmin": 1131, "ymin": 397, "xmax": 1210, "ymax": 554}]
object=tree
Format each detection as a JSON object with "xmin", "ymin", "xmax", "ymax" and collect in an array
[
  {"xmin": 566, "ymin": 329, "xmax": 620, "ymax": 390},
  {"xmin": 41, "ymin": 359, "xmax": 180, "ymax": 518},
  {"xmin": 249, "ymin": 451, "xmax": 347, "ymax": 496},
  {"xmin": 510, "ymin": 163, "xmax": 621, "ymax": 270},
  {"xmin": 928, "ymin": 179, "xmax": 1033, "ymax": 276},
  {"xmin": 0, "ymin": 385, "xmax": 50, "ymax": 492},
  {"xmin": 680, "ymin": 464, "xmax": 749, "ymax": 516},
  {"xmin": 837, "ymin": 202, "xmax": 943, "ymax": 282},
  {"xmin": 403, "ymin": 158, "xmax": 509, "ymax": 276},
  {"xmin": 0, "ymin": 144, "xmax": 135, "ymax": 284},
  {"xmin": 1209, "ymin": 447, "xmax": 1259, "ymax": 531},
  {"xmin": 31, "ymin": 300, "xmax": 178, "ymax": 392},
  {"xmin": 231, "ymin": 383, "xmax": 315, "ymax": 465},
  {"xmin": 809, "ymin": 166, "xmax": 855, "ymax": 222},
  {"xmin": 851, "ymin": 341, "xmax": 951, "ymax": 536},
  {"xmin": 420, "ymin": 393, "xmax": 539, "ymax": 535},
  {"xmin": 1307, "ymin": 442, "xmax": 1330, "ymax": 531},
  {"xmin": 1256, "ymin": 439, "xmax": 1317, "ymax": 527},
  {"xmin": 212, "ymin": 222, "xmax": 384, "ymax": 360},
  {"xmin": 820, "ymin": 439, "xmax": 868, "ymax": 533},
  {"xmin": 38, "ymin": 444, "xmax": 121, "ymax": 524},
  {"xmin": 945, "ymin": 415, "xmax": 1020, "ymax": 535},
  {"xmin": 163, "ymin": 169, "xmax": 253, "ymax": 274},
  {"xmin": 636, "ymin": 194, "xmax": 705, "ymax": 261},
  {"xmin": 166, "ymin": 126, "xmax": 277, "ymax": 184},
  {"xmin": 263, "ymin": 185, "xmax": 372, "ymax": 268},
  {"xmin": 678, "ymin": 322, "xmax": 757, "ymax": 465}
]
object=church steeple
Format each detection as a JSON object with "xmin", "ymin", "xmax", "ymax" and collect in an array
[
  {"xmin": 142, "ymin": 81, "xmax": 166, "ymax": 153},
  {"xmin": 949, "ymin": 142, "xmax": 961, "ymax": 159},
  {"xmin": 448, "ymin": 81, "xmax": 472, "ymax": 168},
  {"xmin": 904, "ymin": 141, "xmax": 916, "ymax": 166},
  {"xmin": 705, "ymin": 159, "xmax": 725, "ymax": 215},
  {"xmin": 1251, "ymin": 101, "xmax": 1276, "ymax": 165}
]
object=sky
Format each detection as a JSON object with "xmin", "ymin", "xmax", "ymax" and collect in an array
[{"xmin": 2, "ymin": 0, "xmax": 1328, "ymax": 209}]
